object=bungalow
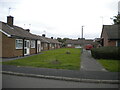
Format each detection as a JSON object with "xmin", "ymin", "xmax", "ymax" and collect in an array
[
  {"xmin": 0, "ymin": 16, "xmax": 42, "ymax": 58},
  {"xmin": 65, "ymin": 39, "xmax": 98, "ymax": 48},
  {"xmin": 46, "ymin": 37, "xmax": 61, "ymax": 50},
  {"xmin": 40, "ymin": 35, "xmax": 61, "ymax": 50},
  {"xmin": 39, "ymin": 35, "xmax": 50, "ymax": 51},
  {"xmin": 100, "ymin": 25, "xmax": 120, "ymax": 47}
]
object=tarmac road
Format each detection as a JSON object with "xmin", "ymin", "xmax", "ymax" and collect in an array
[{"xmin": 2, "ymin": 74, "xmax": 119, "ymax": 88}]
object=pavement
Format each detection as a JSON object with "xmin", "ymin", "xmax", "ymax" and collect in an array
[
  {"xmin": 1, "ymin": 49, "xmax": 120, "ymax": 84},
  {"xmin": 80, "ymin": 49, "xmax": 107, "ymax": 71}
]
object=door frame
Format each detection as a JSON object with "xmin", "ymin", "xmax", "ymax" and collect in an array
[{"xmin": 24, "ymin": 40, "xmax": 30, "ymax": 55}]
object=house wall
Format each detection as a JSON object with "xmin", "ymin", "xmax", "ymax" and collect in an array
[
  {"xmin": 30, "ymin": 48, "xmax": 36, "ymax": 54},
  {"xmin": 101, "ymin": 30, "xmax": 109, "ymax": 46},
  {"xmin": 101, "ymin": 30, "xmax": 117, "ymax": 46},
  {"xmin": 0, "ymin": 32, "xmax": 2, "ymax": 57},
  {"xmin": 2, "ymin": 33, "xmax": 23, "ymax": 57},
  {"xmin": 41, "ymin": 42, "xmax": 49, "ymax": 51},
  {"xmin": 108, "ymin": 40, "xmax": 116, "ymax": 46},
  {"xmin": 14, "ymin": 49, "xmax": 23, "ymax": 57},
  {"xmin": 56, "ymin": 44, "xmax": 60, "ymax": 49}
]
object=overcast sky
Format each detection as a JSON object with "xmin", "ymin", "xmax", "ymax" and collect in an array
[{"xmin": 0, "ymin": 0, "xmax": 119, "ymax": 39}]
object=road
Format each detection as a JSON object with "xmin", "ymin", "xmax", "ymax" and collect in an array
[{"xmin": 2, "ymin": 74, "xmax": 119, "ymax": 88}]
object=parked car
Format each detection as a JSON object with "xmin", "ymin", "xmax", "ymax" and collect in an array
[{"xmin": 85, "ymin": 44, "xmax": 93, "ymax": 50}]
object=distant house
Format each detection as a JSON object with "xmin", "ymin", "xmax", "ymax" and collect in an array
[
  {"xmin": 41, "ymin": 35, "xmax": 61, "ymax": 51},
  {"xmin": 65, "ymin": 39, "xmax": 97, "ymax": 48},
  {"xmin": 0, "ymin": 16, "xmax": 61, "ymax": 58},
  {"xmin": 100, "ymin": 25, "xmax": 120, "ymax": 47}
]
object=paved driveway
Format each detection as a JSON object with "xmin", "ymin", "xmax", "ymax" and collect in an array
[{"xmin": 80, "ymin": 49, "xmax": 107, "ymax": 71}]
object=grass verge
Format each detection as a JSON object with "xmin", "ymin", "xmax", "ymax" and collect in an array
[
  {"xmin": 3, "ymin": 48, "xmax": 81, "ymax": 70},
  {"xmin": 98, "ymin": 59, "xmax": 120, "ymax": 72}
]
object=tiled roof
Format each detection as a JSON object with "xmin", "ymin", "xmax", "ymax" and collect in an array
[
  {"xmin": 45, "ymin": 37, "xmax": 61, "ymax": 44},
  {"xmin": 0, "ymin": 21, "xmax": 60, "ymax": 44},
  {"xmin": 1, "ymin": 21, "xmax": 38, "ymax": 39},
  {"xmin": 102, "ymin": 25, "xmax": 120, "ymax": 40}
]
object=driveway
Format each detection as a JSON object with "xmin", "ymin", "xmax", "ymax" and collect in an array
[{"xmin": 80, "ymin": 49, "xmax": 107, "ymax": 71}]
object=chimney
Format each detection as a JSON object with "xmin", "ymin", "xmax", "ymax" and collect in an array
[
  {"xmin": 25, "ymin": 29, "xmax": 30, "ymax": 32},
  {"xmin": 7, "ymin": 16, "xmax": 14, "ymax": 26},
  {"xmin": 42, "ymin": 34, "xmax": 45, "ymax": 37},
  {"xmin": 51, "ymin": 37, "xmax": 53, "ymax": 39}
]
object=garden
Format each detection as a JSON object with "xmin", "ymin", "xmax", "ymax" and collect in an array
[
  {"xmin": 3, "ymin": 48, "xmax": 81, "ymax": 70},
  {"xmin": 91, "ymin": 46, "xmax": 120, "ymax": 72}
]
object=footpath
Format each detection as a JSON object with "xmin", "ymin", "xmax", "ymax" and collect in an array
[
  {"xmin": 80, "ymin": 49, "xmax": 107, "ymax": 71},
  {"xmin": 1, "ymin": 50, "xmax": 120, "ymax": 84}
]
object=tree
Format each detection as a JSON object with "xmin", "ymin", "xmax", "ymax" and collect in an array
[
  {"xmin": 57, "ymin": 37, "xmax": 70, "ymax": 47},
  {"xmin": 113, "ymin": 14, "xmax": 120, "ymax": 25}
]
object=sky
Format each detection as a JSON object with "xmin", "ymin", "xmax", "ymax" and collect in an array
[{"xmin": 0, "ymin": 0, "xmax": 119, "ymax": 39}]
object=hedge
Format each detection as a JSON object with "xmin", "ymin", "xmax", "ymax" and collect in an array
[{"xmin": 91, "ymin": 46, "xmax": 120, "ymax": 60}]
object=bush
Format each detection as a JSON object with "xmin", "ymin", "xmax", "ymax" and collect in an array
[{"xmin": 91, "ymin": 46, "xmax": 120, "ymax": 60}]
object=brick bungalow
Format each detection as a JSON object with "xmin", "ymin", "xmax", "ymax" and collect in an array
[
  {"xmin": 65, "ymin": 39, "xmax": 97, "ymax": 48},
  {"xmin": 41, "ymin": 35, "xmax": 61, "ymax": 50},
  {"xmin": 46, "ymin": 37, "xmax": 61, "ymax": 50},
  {"xmin": 100, "ymin": 25, "xmax": 120, "ymax": 47},
  {"xmin": 0, "ymin": 16, "xmax": 61, "ymax": 57},
  {"xmin": 0, "ymin": 16, "xmax": 42, "ymax": 58}
]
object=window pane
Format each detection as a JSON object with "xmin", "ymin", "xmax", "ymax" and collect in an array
[{"xmin": 16, "ymin": 39, "xmax": 23, "ymax": 49}]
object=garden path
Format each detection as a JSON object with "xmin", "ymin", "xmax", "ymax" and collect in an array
[{"xmin": 80, "ymin": 49, "xmax": 107, "ymax": 71}]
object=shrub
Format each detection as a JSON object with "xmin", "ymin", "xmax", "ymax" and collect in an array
[{"xmin": 91, "ymin": 46, "xmax": 120, "ymax": 60}]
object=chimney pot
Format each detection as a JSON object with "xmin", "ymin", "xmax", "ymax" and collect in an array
[
  {"xmin": 42, "ymin": 34, "xmax": 45, "ymax": 37},
  {"xmin": 7, "ymin": 16, "xmax": 14, "ymax": 26},
  {"xmin": 26, "ymin": 29, "xmax": 30, "ymax": 32}
]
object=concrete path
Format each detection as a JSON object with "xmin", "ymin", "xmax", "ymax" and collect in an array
[{"xmin": 80, "ymin": 49, "xmax": 107, "ymax": 71}]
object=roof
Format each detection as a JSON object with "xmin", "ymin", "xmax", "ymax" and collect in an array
[
  {"xmin": 65, "ymin": 39, "xmax": 94, "ymax": 45},
  {"xmin": 1, "ymin": 21, "xmax": 39, "ymax": 40},
  {"xmin": 45, "ymin": 37, "xmax": 61, "ymax": 44},
  {"xmin": 0, "ymin": 21, "xmax": 60, "ymax": 44},
  {"xmin": 101, "ymin": 25, "xmax": 120, "ymax": 40}
]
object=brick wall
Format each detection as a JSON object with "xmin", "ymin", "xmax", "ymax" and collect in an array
[
  {"xmin": 101, "ymin": 29, "xmax": 117, "ymax": 47},
  {"xmin": 108, "ymin": 40, "xmax": 116, "ymax": 46},
  {"xmin": 0, "ymin": 32, "xmax": 2, "ymax": 57},
  {"xmin": 30, "ymin": 48, "xmax": 36, "ymax": 54},
  {"xmin": 2, "ymin": 33, "xmax": 23, "ymax": 58}
]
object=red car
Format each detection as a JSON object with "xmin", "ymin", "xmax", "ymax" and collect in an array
[{"xmin": 85, "ymin": 44, "xmax": 93, "ymax": 50}]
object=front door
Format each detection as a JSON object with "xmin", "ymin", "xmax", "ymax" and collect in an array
[
  {"xmin": 24, "ymin": 40, "xmax": 30, "ymax": 55},
  {"xmin": 37, "ymin": 40, "xmax": 41, "ymax": 53}
]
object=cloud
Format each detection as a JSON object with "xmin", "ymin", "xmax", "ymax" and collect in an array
[{"xmin": 0, "ymin": 0, "xmax": 119, "ymax": 39}]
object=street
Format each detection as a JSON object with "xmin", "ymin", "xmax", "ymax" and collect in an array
[{"xmin": 2, "ymin": 74, "xmax": 119, "ymax": 88}]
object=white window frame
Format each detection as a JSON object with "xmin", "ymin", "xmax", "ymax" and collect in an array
[
  {"xmin": 15, "ymin": 39, "xmax": 23, "ymax": 49},
  {"xmin": 67, "ymin": 44, "xmax": 72, "ymax": 47},
  {"xmin": 31, "ymin": 40, "xmax": 35, "ymax": 48}
]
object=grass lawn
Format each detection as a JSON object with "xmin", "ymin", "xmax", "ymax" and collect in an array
[
  {"xmin": 3, "ymin": 48, "xmax": 81, "ymax": 70},
  {"xmin": 98, "ymin": 59, "xmax": 120, "ymax": 72}
]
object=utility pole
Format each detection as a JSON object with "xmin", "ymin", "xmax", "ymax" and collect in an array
[
  {"xmin": 81, "ymin": 26, "xmax": 84, "ymax": 39},
  {"xmin": 81, "ymin": 26, "xmax": 84, "ymax": 53}
]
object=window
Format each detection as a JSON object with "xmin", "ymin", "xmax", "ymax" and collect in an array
[
  {"xmin": 16, "ymin": 39, "xmax": 23, "ymax": 49},
  {"xmin": 67, "ymin": 44, "xmax": 72, "ymax": 47},
  {"xmin": 117, "ymin": 41, "xmax": 120, "ymax": 47},
  {"xmin": 31, "ymin": 40, "xmax": 35, "ymax": 48}
]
